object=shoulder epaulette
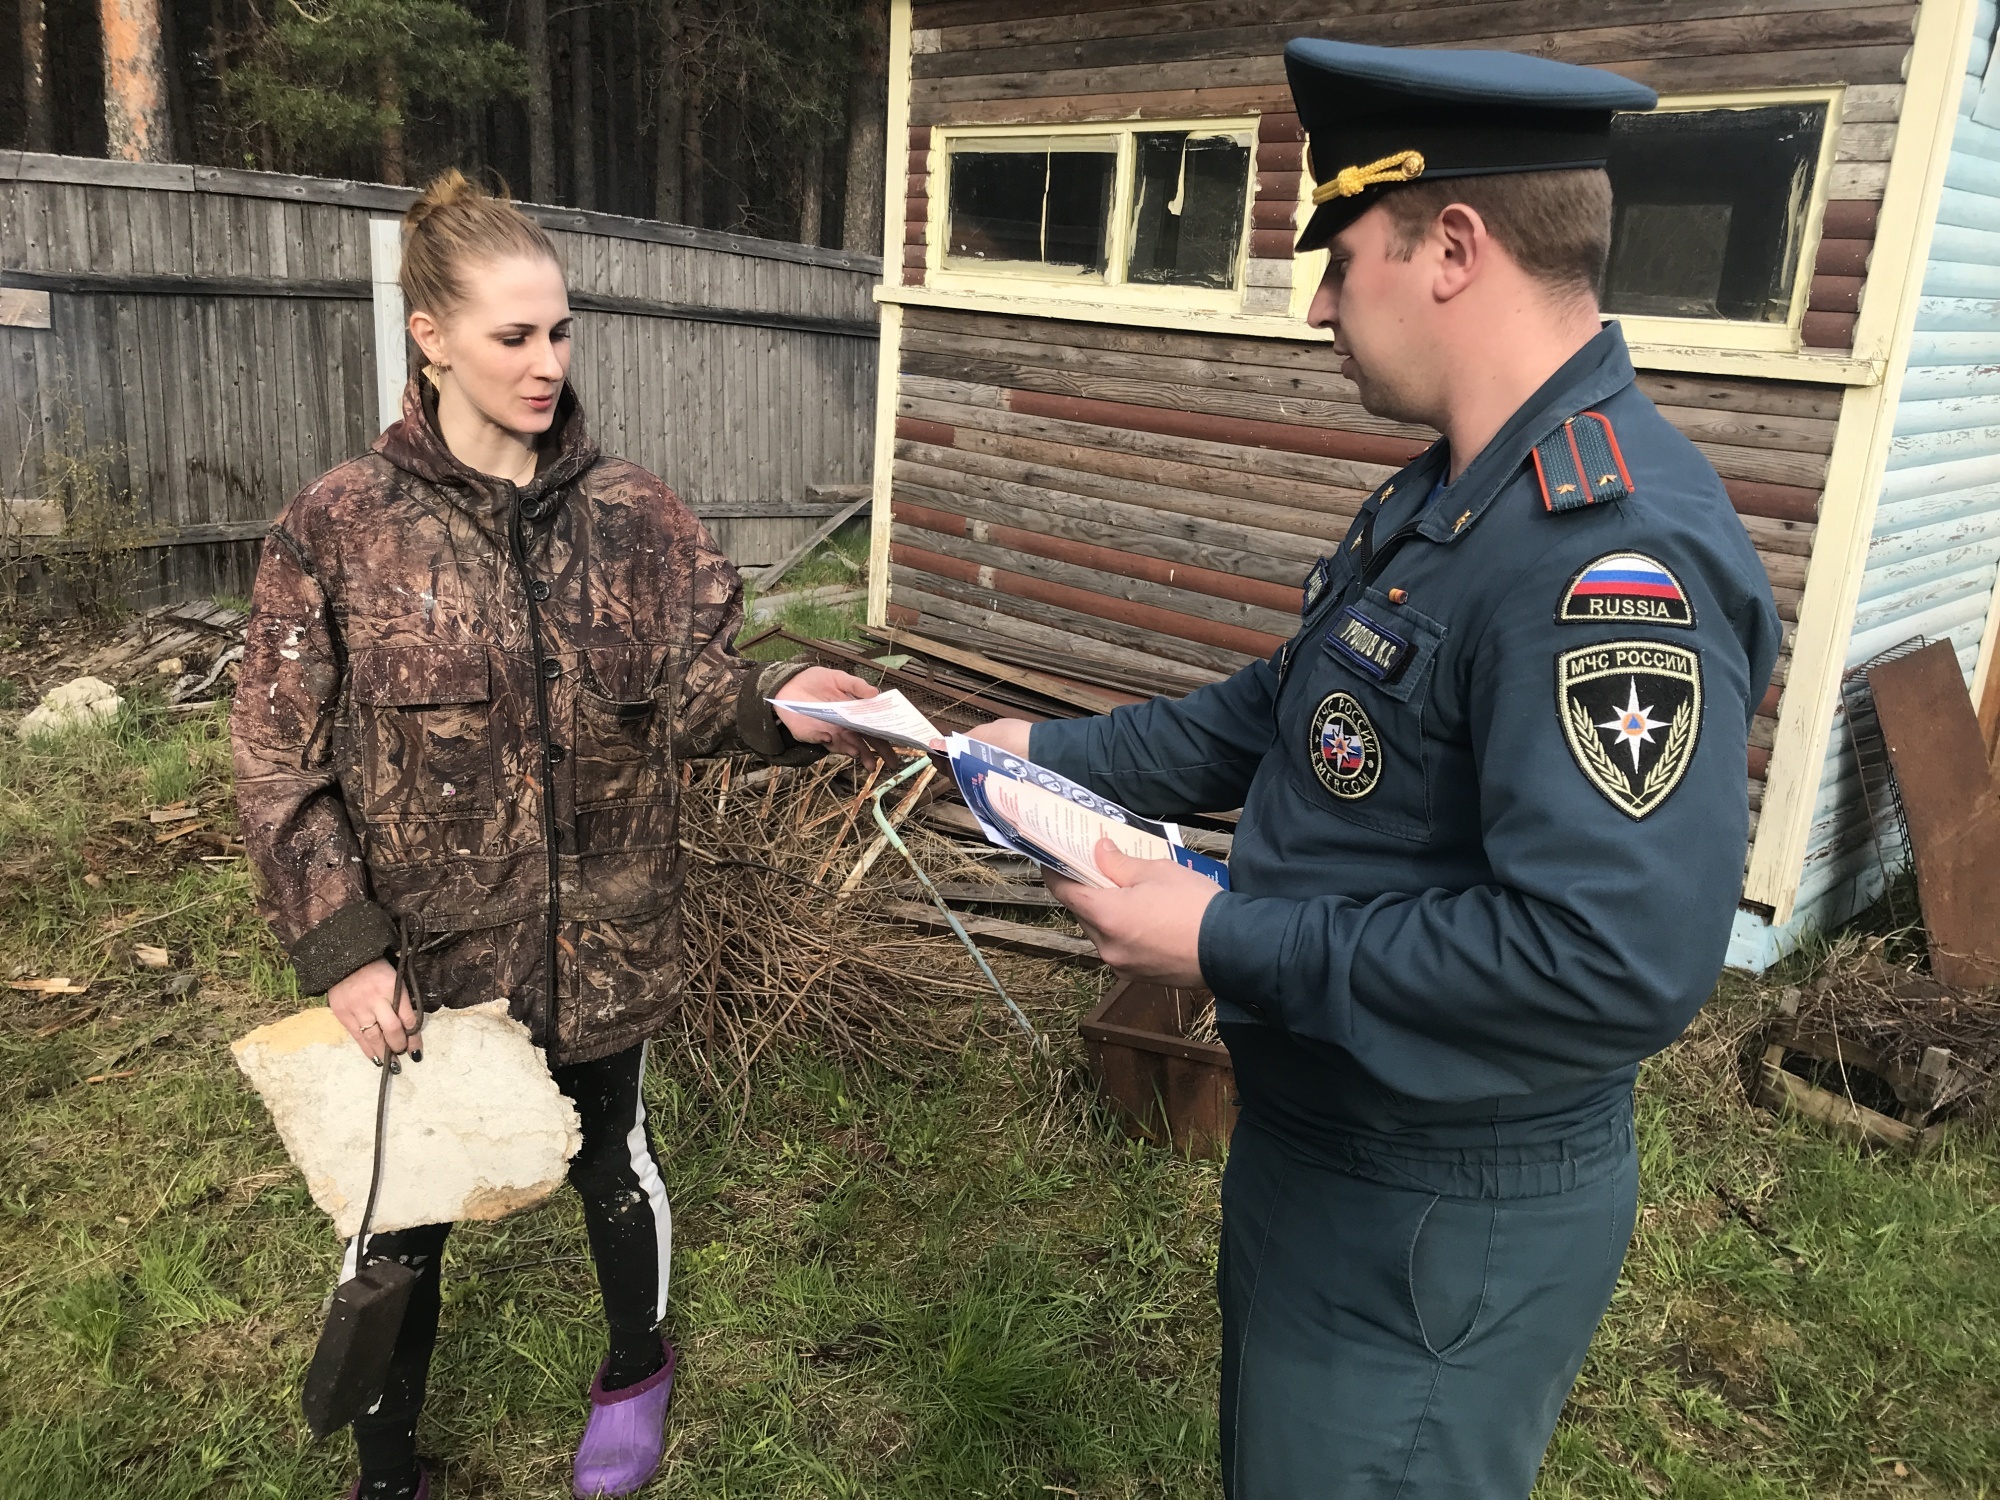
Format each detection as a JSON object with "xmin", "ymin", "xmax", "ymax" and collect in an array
[{"xmin": 1532, "ymin": 411, "xmax": 1633, "ymax": 513}]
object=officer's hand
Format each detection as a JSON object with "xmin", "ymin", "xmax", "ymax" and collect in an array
[
  {"xmin": 772, "ymin": 666, "xmax": 882, "ymax": 760},
  {"xmin": 1046, "ymin": 838, "xmax": 1218, "ymax": 989},
  {"xmin": 967, "ymin": 718, "xmax": 1032, "ymax": 757}
]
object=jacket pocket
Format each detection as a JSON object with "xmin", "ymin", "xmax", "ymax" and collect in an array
[
  {"xmin": 571, "ymin": 648, "xmax": 678, "ymax": 856},
  {"xmin": 1284, "ymin": 593, "xmax": 1448, "ymax": 842},
  {"xmin": 1322, "ymin": 587, "xmax": 1447, "ymax": 704},
  {"xmin": 572, "ymin": 686, "xmax": 668, "ymax": 809},
  {"xmin": 350, "ymin": 645, "xmax": 497, "ymax": 822}
]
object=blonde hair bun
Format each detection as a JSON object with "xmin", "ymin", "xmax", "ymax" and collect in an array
[{"xmin": 400, "ymin": 170, "xmax": 563, "ymax": 317}]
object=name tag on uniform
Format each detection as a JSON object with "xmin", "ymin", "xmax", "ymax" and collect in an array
[
  {"xmin": 1325, "ymin": 605, "xmax": 1411, "ymax": 683},
  {"xmin": 1303, "ymin": 558, "xmax": 1330, "ymax": 611}
]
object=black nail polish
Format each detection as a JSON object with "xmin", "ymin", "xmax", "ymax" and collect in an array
[
  {"xmin": 371, "ymin": 1054, "xmax": 383, "ymax": 1069},
  {"xmin": 410, "ymin": 1049, "xmax": 423, "ymax": 1063}
]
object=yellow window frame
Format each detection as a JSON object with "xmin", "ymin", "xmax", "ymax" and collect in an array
[
  {"xmin": 1598, "ymin": 86, "xmax": 1847, "ymax": 355},
  {"xmin": 927, "ymin": 117, "xmax": 1261, "ymax": 314},
  {"xmin": 1287, "ymin": 86, "xmax": 1848, "ymax": 353}
]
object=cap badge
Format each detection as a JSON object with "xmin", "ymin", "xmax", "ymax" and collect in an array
[{"xmin": 1312, "ymin": 149, "xmax": 1427, "ymax": 204}]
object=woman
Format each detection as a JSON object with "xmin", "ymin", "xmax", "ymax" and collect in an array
[{"xmin": 232, "ymin": 170, "xmax": 878, "ymax": 1500}]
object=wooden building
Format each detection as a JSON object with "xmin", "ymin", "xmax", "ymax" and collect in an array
[{"xmin": 860, "ymin": 0, "xmax": 2000, "ymax": 966}]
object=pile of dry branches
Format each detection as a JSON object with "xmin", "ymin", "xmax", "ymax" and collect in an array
[
  {"xmin": 668, "ymin": 755, "xmax": 1039, "ymax": 1089},
  {"xmin": 1788, "ymin": 936, "xmax": 2000, "ymax": 1116}
]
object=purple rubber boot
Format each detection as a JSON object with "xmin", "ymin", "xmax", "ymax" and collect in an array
[
  {"xmin": 572, "ymin": 1340, "xmax": 676, "ymax": 1498},
  {"xmin": 345, "ymin": 1466, "xmax": 428, "ymax": 1500}
]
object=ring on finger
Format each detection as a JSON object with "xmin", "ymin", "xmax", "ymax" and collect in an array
[{"xmin": 360, "ymin": 1021, "xmax": 381, "ymax": 1033}]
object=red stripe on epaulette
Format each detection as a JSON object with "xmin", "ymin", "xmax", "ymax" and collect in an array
[
  {"xmin": 1535, "ymin": 411, "xmax": 1631, "ymax": 512},
  {"xmin": 1564, "ymin": 420, "xmax": 1591, "ymax": 501},
  {"xmin": 1531, "ymin": 443, "xmax": 1559, "ymax": 511},
  {"xmin": 1532, "ymin": 425, "xmax": 1585, "ymax": 511},
  {"xmin": 1578, "ymin": 410, "xmax": 1633, "ymax": 491}
]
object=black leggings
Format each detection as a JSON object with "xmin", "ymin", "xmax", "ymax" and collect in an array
[{"xmin": 344, "ymin": 1042, "xmax": 671, "ymax": 1476}]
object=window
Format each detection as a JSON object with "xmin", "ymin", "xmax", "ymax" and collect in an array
[
  {"xmin": 946, "ymin": 140, "xmax": 1117, "ymax": 273},
  {"xmin": 1127, "ymin": 132, "xmax": 1254, "ymax": 289},
  {"xmin": 1601, "ymin": 94, "xmax": 1839, "ymax": 346},
  {"xmin": 935, "ymin": 122, "xmax": 1257, "ymax": 301}
]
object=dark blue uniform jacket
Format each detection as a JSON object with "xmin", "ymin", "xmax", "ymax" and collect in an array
[{"xmin": 1031, "ymin": 326, "xmax": 1783, "ymax": 1160}]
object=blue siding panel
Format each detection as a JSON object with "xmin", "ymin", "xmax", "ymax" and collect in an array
[{"xmin": 1892, "ymin": 392, "xmax": 2000, "ymax": 432}]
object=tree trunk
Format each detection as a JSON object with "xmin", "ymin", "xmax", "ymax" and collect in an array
[
  {"xmin": 841, "ymin": 0, "xmax": 888, "ymax": 254},
  {"xmin": 377, "ymin": 53, "xmax": 406, "ymax": 187},
  {"xmin": 100, "ymin": 0, "xmax": 173, "ymax": 162},
  {"xmin": 797, "ymin": 140, "xmax": 823, "ymax": 247},
  {"xmin": 569, "ymin": 1, "xmax": 595, "ymax": 210},
  {"xmin": 524, "ymin": 0, "xmax": 556, "ymax": 203},
  {"xmin": 157, "ymin": 0, "xmax": 191, "ymax": 170},
  {"xmin": 680, "ymin": 48, "xmax": 705, "ymax": 228},
  {"xmin": 721, "ymin": 68, "xmax": 749, "ymax": 232},
  {"xmin": 652, "ymin": 0, "xmax": 684, "ymax": 221},
  {"xmin": 20, "ymin": 0, "xmax": 51, "ymax": 153}
]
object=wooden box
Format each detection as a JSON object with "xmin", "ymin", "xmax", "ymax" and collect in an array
[
  {"xmin": 1079, "ymin": 979, "xmax": 1237, "ymax": 1158},
  {"xmin": 1753, "ymin": 994, "xmax": 1957, "ymax": 1155}
]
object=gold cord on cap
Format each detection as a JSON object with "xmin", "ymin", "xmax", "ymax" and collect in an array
[{"xmin": 1311, "ymin": 149, "xmax": 1427, "ymax": 203}]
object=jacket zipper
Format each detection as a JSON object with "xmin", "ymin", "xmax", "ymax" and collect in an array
[{"xmin": 506, "ymin": 488, "xmax": 564, "ymax": 1060}]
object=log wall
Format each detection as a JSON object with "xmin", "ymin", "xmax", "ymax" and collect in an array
[
  {"xmin": 887, "ymin": 306, "xmax": 1829, "ymax": 822},
  {"xmin": 885, "ymin": 1, "xmax": 1934, "ymax": 832},
  {"xmin": 903, "ymin": 0, "xmax": 1921, "ymax": 352}
]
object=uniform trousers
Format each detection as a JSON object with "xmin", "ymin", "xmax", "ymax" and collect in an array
[
  {"xmin": 1218, "ymin": 1111, "xmax": 1637, "ymax": 1499},
  {"xmin": 339, "ymin": 1041, "xmax": 673, "ymax": 1475}
]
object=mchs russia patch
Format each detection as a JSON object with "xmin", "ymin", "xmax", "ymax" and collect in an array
[
  {"xmin": 1309, "ymin": 691, "xmax": 1381, "ymax": 801},
  {"xmin": 1556, "ymin": 552, "xmax": 1694, "ymax": 627},
  {"xmin": 1557, "ymin": 640, "xmax": 1702, "ymax": 820}
]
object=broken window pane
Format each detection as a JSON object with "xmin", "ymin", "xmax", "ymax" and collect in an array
[
  {"xmin": 1603, "ymin": 103, "xmax": 1827, "ymax": 322},
  {"xmin": 947, "ymin": 147, "xmax": 1116, "ymax": 273},
  {"xmin": 1127, "ymin": 131, "xmax": 1253, "ymax": 289}
]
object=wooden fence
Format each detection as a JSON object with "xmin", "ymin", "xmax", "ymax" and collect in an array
[{"xmin": 0, "ymin": 152, "xmax": 882, "ymax": 603}]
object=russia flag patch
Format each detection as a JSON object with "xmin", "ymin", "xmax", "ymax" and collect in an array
[{"xmin": 1556, "ymin": 552, "xmax": 1695, "ymax": 627}]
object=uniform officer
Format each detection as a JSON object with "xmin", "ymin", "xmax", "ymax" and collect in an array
[{"xmin": 972, "ymin": 39, "xmax": 1784, "ymax": 1500}]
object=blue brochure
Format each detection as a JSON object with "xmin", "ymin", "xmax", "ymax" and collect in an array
[{"xmin": 946, "ymin": 735, "xmax": 1230, "ymax": 891}]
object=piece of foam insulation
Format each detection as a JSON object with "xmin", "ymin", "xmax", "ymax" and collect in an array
[{"xmin": 232, "ymin": 1000, "xmax": 582, "ymax": 1238}]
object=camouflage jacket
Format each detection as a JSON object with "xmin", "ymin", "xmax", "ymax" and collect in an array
[{"xmin": 232, "ymin": 379, "xmax": 816, "ymax": 1064}]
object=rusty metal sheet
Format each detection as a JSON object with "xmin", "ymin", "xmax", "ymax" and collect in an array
[{"xmin": 1868, "ymin": 641, "xmax": 2000, "ymax": 989}]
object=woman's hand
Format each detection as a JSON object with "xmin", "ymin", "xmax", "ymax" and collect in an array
[
  {"xmin": 771, "ymin": 666, "xmax": 883, "ymax": 759},
  {"xmin": 328, "ymin": 958, "xmax": 421, "ymax": 1065}
]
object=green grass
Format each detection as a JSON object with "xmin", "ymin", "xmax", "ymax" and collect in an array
[
  {"xmin": 2, "ymin": 656, "xmax": 1997, "ymax": 1498},
  {"xmin": 741, "ymin": 524, "xmax": 871, "ymax": 658}
]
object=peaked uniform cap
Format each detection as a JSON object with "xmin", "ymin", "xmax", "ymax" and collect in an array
[{"xmin": 1286, "ymin": 39, "xmax": 1658, "ymax": 252}]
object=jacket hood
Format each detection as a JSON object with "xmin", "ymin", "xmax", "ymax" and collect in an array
[{"xmin": 374, "ymin": 374, "xmax": 600, "ymax": 521}]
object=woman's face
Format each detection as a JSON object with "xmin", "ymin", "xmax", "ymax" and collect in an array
[{"xmin": 409, "ymin": 254, "xmax": 574, "ymax": 437}]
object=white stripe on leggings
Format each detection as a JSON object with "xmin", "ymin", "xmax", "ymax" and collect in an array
[{"xmin": 628, "ymin": 1041, "xmax": 674, "ymax": 1323}]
